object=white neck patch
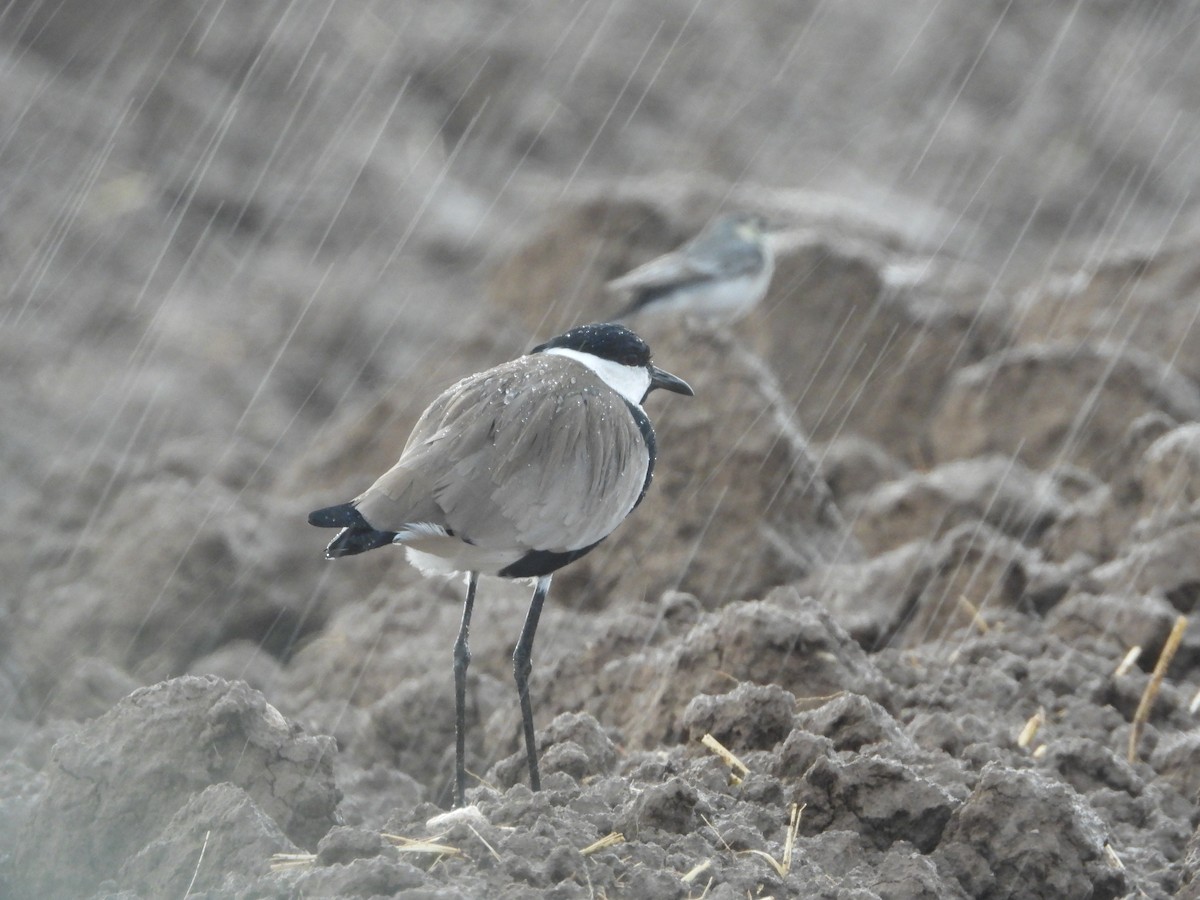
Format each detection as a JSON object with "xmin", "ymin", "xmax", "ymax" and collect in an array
[{"xmin": 543, "ymin": 347, "xmax": 651, "ymax": 406}]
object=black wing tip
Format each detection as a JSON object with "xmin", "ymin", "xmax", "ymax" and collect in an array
[
  {"xmin": 324, "ymin": 526, "xmax": 396, "ymax": 558},
  {"xmin": 323, "ymin": 540, "xmax": 354, "ymax": 559},
  {"xmin": 308, "ymin": 502, "xmax": 362, "ymax": 528},
  {"xmin": 310, "ymin": 503, "xmax": 396, "ymax": 558}
]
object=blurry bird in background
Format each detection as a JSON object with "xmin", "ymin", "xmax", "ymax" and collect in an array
[{"xmin": 607, "ymin": 212, "xmax": 775, "ymax": 326}]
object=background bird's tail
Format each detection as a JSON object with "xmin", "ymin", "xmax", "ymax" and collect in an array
[{"xmin": 308, "ymin": 502, "xmax": 397, "ymax": 558}]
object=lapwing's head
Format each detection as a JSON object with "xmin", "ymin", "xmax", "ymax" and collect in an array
[{"xmin": 531, "ymin": 323, "xmax": 694, "ymax": 405}]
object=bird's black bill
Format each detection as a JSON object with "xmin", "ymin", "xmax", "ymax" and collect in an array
[{"xmin": 649, "ymin": 366, "xmax": 694, "ymax": 397}]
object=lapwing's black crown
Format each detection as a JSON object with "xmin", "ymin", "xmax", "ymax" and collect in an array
[{"xmin": 531, "ymin": 323, "xmax": 651, "ymax": 368}]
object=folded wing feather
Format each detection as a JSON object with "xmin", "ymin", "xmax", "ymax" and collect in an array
[{"xmin": 354, "ymin": 356, "xmax": 649, "ymax": 555}]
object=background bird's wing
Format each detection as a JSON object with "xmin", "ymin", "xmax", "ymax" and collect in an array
[
  {"xmin": 607, "ymin": 226, "xmax": 764, "ymax": 293},
  {"xmin": 681, "ymin": 226, "xmax": 766, "ymax": 279},
  {"xmin": 606, "ymin": 250, "xmax": 708, "ymax": 292}
]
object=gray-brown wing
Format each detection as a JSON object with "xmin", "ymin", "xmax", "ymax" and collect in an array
[
  {"xmin": 355, "ymin": 357, "xmax": 649, "ymax": 552},
  {"xmin": 435, "ymin": 360, "xmax": 649, "ymax": 551},
  {"xmin": 351, "ymin": 366, "xmax": 511, "ymax": 531}
]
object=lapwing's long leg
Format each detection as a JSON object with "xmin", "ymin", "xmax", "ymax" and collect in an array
[
  {"xmin": 453, "ymin": 571, "xmax": 479, "ymax": 807},
  {"xmin": 513, "ymin": 574, "xmax": 552, "ymax": 792}
]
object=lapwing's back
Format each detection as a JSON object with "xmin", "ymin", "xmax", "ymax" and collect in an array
[{"xmin": 352, "ymin": 354, "xmax": 652, "ymax": 558}]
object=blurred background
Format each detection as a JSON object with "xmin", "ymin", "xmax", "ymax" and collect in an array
[{"xmin": 3, "ymin": 0, "xmax": 1200, "ymax": 797}]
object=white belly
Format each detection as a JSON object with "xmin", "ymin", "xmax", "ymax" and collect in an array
[{"xmin": 400, "ymin": 532, "xmax": 525, "ymax": 577}]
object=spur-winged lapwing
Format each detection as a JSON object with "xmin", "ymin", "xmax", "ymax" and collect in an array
[
  {"xmin": 308, "ymin": 323, "xmax": 692, "ymax": 806},
  {"xmin": 608, "ymin": 212, "xmax": 775, "ymax": 325}
]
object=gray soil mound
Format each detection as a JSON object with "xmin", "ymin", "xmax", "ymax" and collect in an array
[{"xmin": 4, "ymin": 3, "xmax": 1200, "ymax": 898}]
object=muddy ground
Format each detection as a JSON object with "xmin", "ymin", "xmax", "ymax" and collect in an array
[{"xmin": 4, "ymin": 2, "xmax": 1200, "ymax": 898}]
